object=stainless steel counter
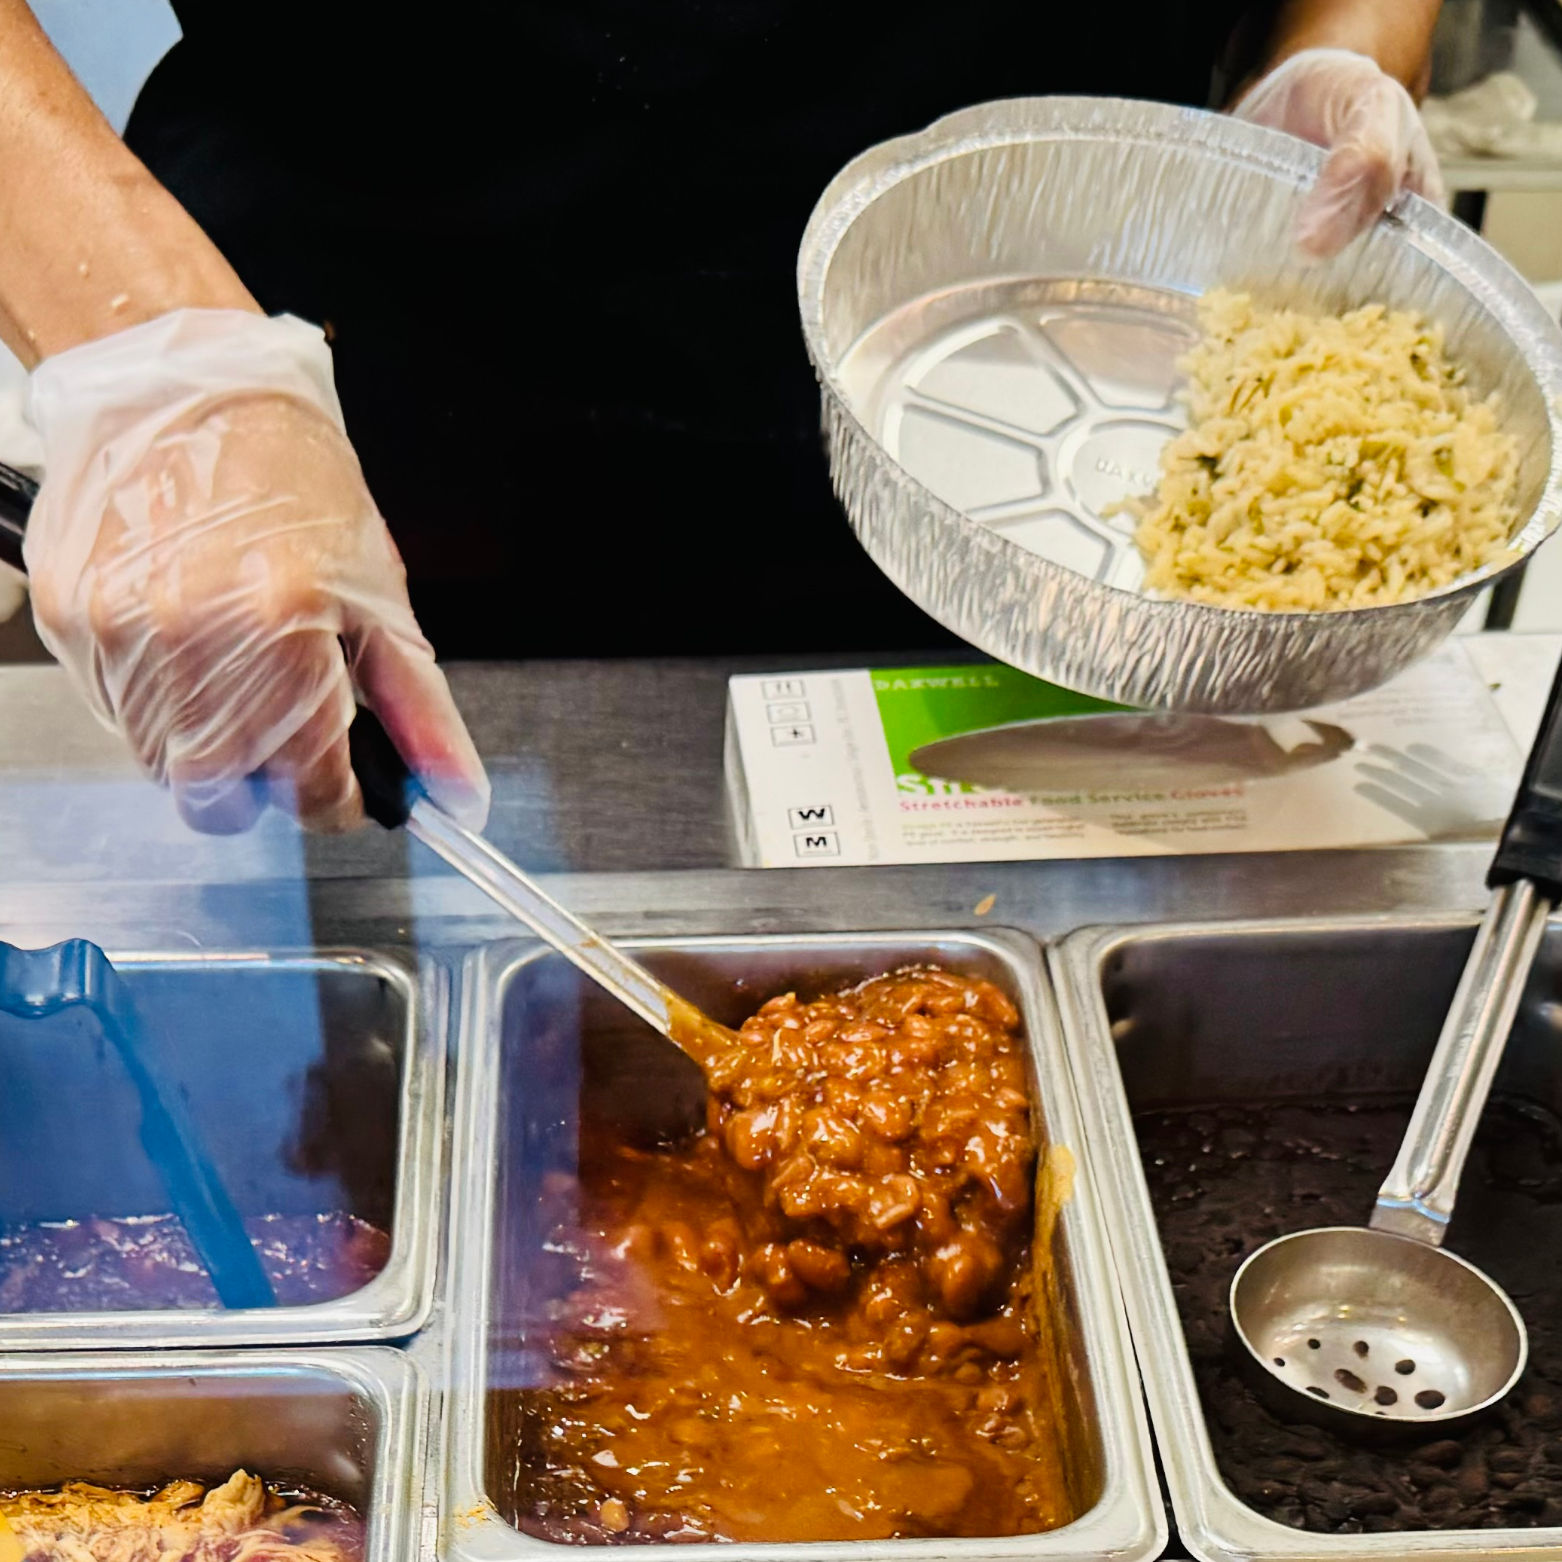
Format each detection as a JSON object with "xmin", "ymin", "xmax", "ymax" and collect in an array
[
  {"xmin": 0, "ymin": 658, "xmax": 1497, "ymax": 949},
  {"xmin": 0, "ymin": 656, "xmax": 933, "ymax": 885}
]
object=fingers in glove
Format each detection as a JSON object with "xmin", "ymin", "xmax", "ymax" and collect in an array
[
  {"xmin": 351, "ymin": 621, "xmax": 491, "ymax": 829},
  {"xmin": 161, "ymin": 630, "xmax": 350, "ymax": 833},
  {"xmin": 1295, "ymin": 137, "xmax": 1402, "ymax": 259},
  {"xmin": 166, "ymin": 768, "xmax": 269, "ymax": 836},
  {"xmin": 1405, "ymin": 132, "xmax": 1447, "ymax": 206},
  {"xmin": 260, "ymin": 670, "xmax": 362, "ymax": 832}
]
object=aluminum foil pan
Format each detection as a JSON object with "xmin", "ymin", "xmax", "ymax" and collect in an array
[{"xmin": 797, "ymin": 97, "xmax": 1562, "ymax": 713}]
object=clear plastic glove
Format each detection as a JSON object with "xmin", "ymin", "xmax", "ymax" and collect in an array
[
  {"xmin": 1233, "ymin": 47, "xmax": 1446, "ymax": 260},
  {"xmin": 24, "ymin": 309, "xmax": 490, "ymax": 834}
]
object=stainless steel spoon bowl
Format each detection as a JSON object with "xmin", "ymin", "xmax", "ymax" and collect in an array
[
  {"xmin": 1232, "ymin": 1225, "xmax": 1526, "ymax": 1428},
  {"xmin": 1229, "ymin": 651, "xmax": 1562, "ymax": 1433}
]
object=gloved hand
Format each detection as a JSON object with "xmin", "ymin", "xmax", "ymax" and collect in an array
[
  {"xmin": 1233, "ymin": 47, "xmax": 1446, "ymax": 260},
  {"xmin": 24, "ymin": 309, "xmax": 490, "ymax": 834}
]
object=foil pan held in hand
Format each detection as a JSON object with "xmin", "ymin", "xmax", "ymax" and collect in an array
[{"xmin": 798, "ymin": 96, "xmax": 1562, "ymax": 714}]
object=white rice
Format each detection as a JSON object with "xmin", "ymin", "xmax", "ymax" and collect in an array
[{"xmin": 1128, "ymin": 290, "xmax": 1521, "ymax": 611}]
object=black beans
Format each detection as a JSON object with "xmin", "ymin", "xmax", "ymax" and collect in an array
[
  {"xmin": 1456, "ymin": 1466, "xmax": 1489, "ymax": 1500},
  {"xmin": 1350, "ymin": 1491, "xmax": 1398, "ymax": 1517},
  {"xmin": 1138, "ymin": 1097, "xmax": 1562, "ymax": 1536}
]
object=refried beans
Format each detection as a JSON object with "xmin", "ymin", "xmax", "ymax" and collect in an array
[{"xmin": 504, "ymin": 966, "xmax": 1075, "ymax": 1544}]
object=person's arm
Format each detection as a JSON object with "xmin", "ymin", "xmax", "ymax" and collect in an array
[
  {"xmin": 1253, "ymin": 0, "xmax": 1441, "ymax": 97},
  {"xmin": 1227, "ymin": 0, "xmax": 1445, "ymax": 258},
  {"xmin": 0, "ymin": 4, "xmax": 489, "ymax": 834},
  {"xmin": 0, "ymin": 0, "xmax": 256, "ymax": 364}
]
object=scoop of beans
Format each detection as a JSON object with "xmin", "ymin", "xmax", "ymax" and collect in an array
[{"xmin": 705, "ymin": 968, "xmax": 1034, "ymax": 1319}]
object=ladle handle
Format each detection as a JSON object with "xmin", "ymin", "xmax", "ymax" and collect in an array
[
  {"xmin": 349, "ymin": 709, "xmax": 687, "ymax": 1043},
  {"xmin": 1489, "ymin": 652, "xmax": 1562, "ymax": 900},
  {"xmin": 1371, "ymin": 881, "xmax": 1551, "ymax": 1244},
  {"xmin": 0, "ymin": 462, "xmax": 33, "ymax": 573},
  {"xmin": 1372, "ymin": 653, "xmax": 1562, "ymax": 1245}
]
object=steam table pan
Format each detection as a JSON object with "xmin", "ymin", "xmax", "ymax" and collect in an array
[
  {"xmin": 0, "ymin": 1346, "xmax": 422, "ymax": 1562},
  {"xmin": 0, "ymin": 948, "xmax": 445, "ymax": 1349},
  {"xmin": 798, "ymin": 96, "xmax": 1562, "ymax": 714},
  {"xmin": 1053, "ymin": 912, "xmax": 1562, "ymax": 1562},
  {"xmin": 440, "ymin": 931, "xmax": 1162, "ymax": 1562}
]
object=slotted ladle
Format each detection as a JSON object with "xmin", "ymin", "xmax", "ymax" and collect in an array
[{"xmin": 1229, "ymin": 653, "xmax": 1562, "ymax": 1432}]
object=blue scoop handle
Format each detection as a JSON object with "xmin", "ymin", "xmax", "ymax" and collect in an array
[{"xmin": 0, "ymin": 940, "xmax": 274, "ymax": 1310}]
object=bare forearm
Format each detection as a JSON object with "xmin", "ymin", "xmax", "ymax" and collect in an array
[
  {"xmin": 0, "ymin": 0, "xmax": 256, "ymax": 367},
  {"xmin": 1258, "ymin": 0, "xmax": 1441, "ymax": 95}
]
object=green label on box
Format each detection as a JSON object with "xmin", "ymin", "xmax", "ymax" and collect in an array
[{"xmin": 869, "ymin": 664, "xmax": 1124, "ymax": 782}]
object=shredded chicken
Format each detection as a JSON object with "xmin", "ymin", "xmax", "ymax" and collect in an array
[{"xmin": 0, "ymin": 1470, "xmax": 361, "ymax": 1561}]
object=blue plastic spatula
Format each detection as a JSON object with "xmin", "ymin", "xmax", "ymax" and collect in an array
[{"xmin": 0, "ymin": 939, "xmax": 274, "ymax": 1310}]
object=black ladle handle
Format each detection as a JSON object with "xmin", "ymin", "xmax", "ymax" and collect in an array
[
  {"xmin": 347, "ymin": 705, "xmax": 419, "ymax": 829},
  {"xmin": 0, "ymin": 457, "xmax": 420, "ymax": 827},
  {"xmin": 0, "ymin": 460, "xmax": 36, "ymax": 573},
  {"xmin": 1488, "ymin": 652, "xmax": 1562, "ymax": 901}
]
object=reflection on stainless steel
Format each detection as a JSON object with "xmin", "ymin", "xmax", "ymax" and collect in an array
[
  {"xmin": 0, "ymin": 951, "xmax": 443, "ymax": 1349},
  {"xmin": 798, "ymin": 98, "xmax": 1562, "ymax": 713},
  {"xmin": 912, "ymin": 714, "xmax": 1355, "ymax": 792},
  {"xmin": 0, "ymin": 1348, "xmax": 420, "ymax": 1562},
  {"xmin": 441, "ymin": 932, "xmax": 1162, "ymax": 1561},
  {"xmin": 1054, "ymin": 913, "xmax": 1562, "ymax": 1560}
]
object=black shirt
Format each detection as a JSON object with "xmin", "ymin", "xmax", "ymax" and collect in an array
[{"xmin": 127, "ymin": 4, "xmax": 1257, "ymax": 657}]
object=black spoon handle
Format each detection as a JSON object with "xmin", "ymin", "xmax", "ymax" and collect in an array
[{"xmin": 0, "ymin": 460, "xmax": 36, "ymax": 573}]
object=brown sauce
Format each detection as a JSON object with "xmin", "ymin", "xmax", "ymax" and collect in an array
[{"xmin": 507, "ymin": 967, "xmax": 1074, "ymax": 1544}]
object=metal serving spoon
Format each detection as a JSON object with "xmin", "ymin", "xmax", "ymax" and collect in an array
[
  {"xmin": 0, "ymin": 465, "xmax": 737, "ymax": 1073},
  {"xmin": 1229, "ymin": 652, "xmax": 1562, "ymax": 1432},
  {"xmin": 347, "ymin": 716, "xmax": 738, "ymax": 1068}
]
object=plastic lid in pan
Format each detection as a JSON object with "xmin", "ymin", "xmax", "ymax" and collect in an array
[{"xmin": 797, "ymin": 97, "xmax": 1562, "ymax": 714}]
